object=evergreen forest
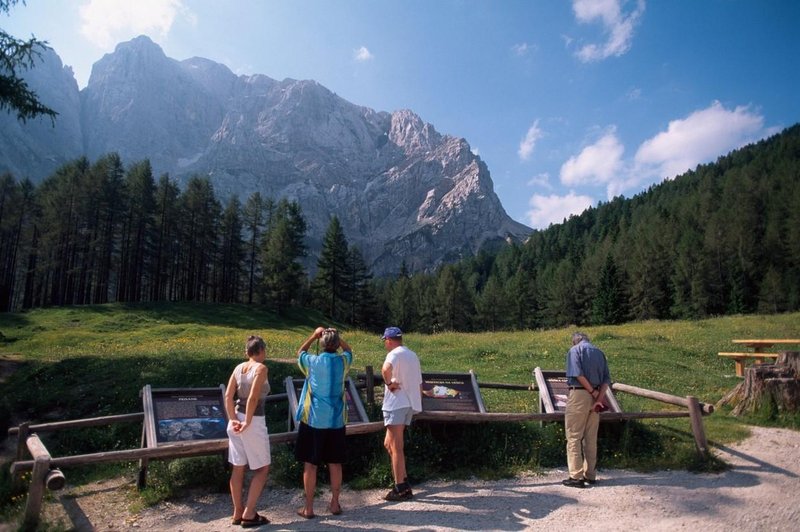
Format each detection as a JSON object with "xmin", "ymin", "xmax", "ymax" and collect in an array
[{"xmin": 1, "ymin": 124, "xmax": 798, "ymax": 331}]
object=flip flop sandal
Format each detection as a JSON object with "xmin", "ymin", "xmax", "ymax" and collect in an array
[
  {"xmin": 328, "ymin": 505, "xmax": 343, "ymax": 515},
  {"xmin": 296, "ymin": 508, "xmax": 316, "ymax": 519},
  {"xmin": 232, "ymin": 518, "xmax": 242, "ymax": 525},
  {"xmin": 240, "ymin": 513, "xmax": 270, "ymax": 527}
]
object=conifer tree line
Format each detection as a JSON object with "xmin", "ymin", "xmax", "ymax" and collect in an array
[
  {"xmin": 381, "ymin": 123, "xmax": 799, "ymax": 332},
  {"xmin": 1, "ymin": 125, "xmax": 798, "ymax": 330},
  {"xmin": 0, "ymin": 154, "xmax": 311, "ymax": 315}
]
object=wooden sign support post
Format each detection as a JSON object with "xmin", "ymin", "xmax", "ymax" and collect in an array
[{"xmin": 22, "ymin": 434, "xmax": 65, "ymax": 531}]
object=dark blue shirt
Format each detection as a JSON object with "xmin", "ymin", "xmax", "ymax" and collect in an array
[{"xmin": 566, "ymin": 340, "xmax": 611, "ymax": 388}]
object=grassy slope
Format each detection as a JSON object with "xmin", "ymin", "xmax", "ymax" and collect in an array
[{"xmin": 1, "ymin": 304, "xmax": 799, "ymax": 463}]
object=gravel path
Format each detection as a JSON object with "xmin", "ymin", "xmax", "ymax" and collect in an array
[{"xmin": 36, "ymin": 426, "xmax": 800, "ymax": 531}]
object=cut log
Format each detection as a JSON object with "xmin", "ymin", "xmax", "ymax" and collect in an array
[{"xmin": 717, "ymin": 351, "xmax": 800, "ymax": 416}]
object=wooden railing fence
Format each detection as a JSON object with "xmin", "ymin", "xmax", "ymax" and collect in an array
[{"xmin": 8, "ymin": 366, "xmax": 712, "ymax": 529}]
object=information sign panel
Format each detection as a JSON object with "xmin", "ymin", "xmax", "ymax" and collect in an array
[
  {"xmin": 284, "ymin": 376, "xmax": 368, "ymax": 429},
  {"xmin": 421, "ymin": 372, "xmax": 486, "ymax": 413},
  {"xmin": 144, "ymin": 386, "xmax": 228, "ymax": 445},
  {"xmin": 534, "ymin": 368, "xmax": 622, "ymax": 414}
]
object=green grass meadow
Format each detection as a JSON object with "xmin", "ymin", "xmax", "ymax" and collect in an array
[{"xmin": 1, "ymin": 304, "xmax": 799, "ymax": 519}]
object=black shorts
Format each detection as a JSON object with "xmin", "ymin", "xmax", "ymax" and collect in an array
[{"xmin": 294, "ymin": 421, "xmax": 347, "ymax": 466}]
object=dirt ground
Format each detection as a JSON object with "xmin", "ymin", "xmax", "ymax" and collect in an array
[{"xmin": 12, "ymin": 425, "xmax": 798, "ymax": 531}]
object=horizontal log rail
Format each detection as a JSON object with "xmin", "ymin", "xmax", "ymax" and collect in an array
[
  {"xmin": 10, "ymin": 421, "xmax": 387, "ymax": 474},
  {"xmin": 354, "ymin": 374, "xmax": 537, "ymax": 392},
  {"xmin": 611, "ymin": 382, "xmax": 714, "ymax": 415},
  {"xmin": 8, "ymin": 413, "xmax": 145, "ymax": 436},
  {"xmin": 10, "ymin": 408, "xmax": 695, "ymax": 475}
]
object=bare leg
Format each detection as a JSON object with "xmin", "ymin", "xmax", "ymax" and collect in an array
[
  {"xmin": 242, "ymin": 465, "xmax": 269, "ymax": 520},
  {"xmin": 384, "ymin": 424, "xmax": 407, "ymax": 485},
  {"xmin": 301, "ymin": 462, "xmax": 317, "ymax": 516},
  {"xmin": 229, "ymin": 465, "xmax": 245, "ymax": 520},
  {"xmin": 328, "ymin": 463, "xmax": 342, "ymax": 513}
]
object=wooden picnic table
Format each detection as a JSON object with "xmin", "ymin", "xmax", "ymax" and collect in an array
[
  {"xmin": 719, "ymin": 339, "xmax": 800, "ymax": 376},
  {"xmin": 731, "ymin": 339, "xmax": 800, "ymax": 351}
]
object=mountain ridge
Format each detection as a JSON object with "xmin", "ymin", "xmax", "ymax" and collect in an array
[{"xmin": 0, "ymin": 35, "xmax": 531, "ymax": 275}]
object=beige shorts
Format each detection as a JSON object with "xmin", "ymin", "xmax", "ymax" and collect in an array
[{"xmin": 227, "ymin": 413, "xmax": 271, "ymax": 469}]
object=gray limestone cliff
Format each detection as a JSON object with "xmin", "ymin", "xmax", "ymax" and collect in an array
[{"xmin": 0, "ymin": 36, "xmax": 531, "ymax": 275}]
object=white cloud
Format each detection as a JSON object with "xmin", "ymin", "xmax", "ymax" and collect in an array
[
  {"xmin": 518, "ymin": 120, "xmax": 544, "ymax": 161},
  {"xmin": 526, "ymin": 191, "xmax": 594, "ymax": 229},
  {"xmin": 560, "ymin": 128, "xmax": 624, "ymax": 187},
  {"xmin": 634, "ymin": 101, "xmax": 765, "ymax": 181},
  {"xmin": 572, "ymin": 0, "xmax": 645, "ymax": 62},
  {"xmin": 79, "ymin": 0, "xmax": 191, "ymax": 49},
  {"xmin": 527, "ymin": 172, "xmax": 552, "ymax": 189},
  {"xmin": 511, "ymin": 42, "xmax": 532, "ymax": 56},
  {"xmin": 354, "ymin": 46, "xmax": 374, "ymax": 62},
  {"xmin": 555, "ymin": 102, "xmax": 770, "ymax": 201}
]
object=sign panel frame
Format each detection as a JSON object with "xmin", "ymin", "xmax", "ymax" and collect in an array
[
  {"xmin": 284, "ymin": 376, "xmax": 369, "ymax": 430},
  {"xmin": 420, "ymin": 371, "xmax": 487, "ymax": 413},
  {"xmin": 141, "ymin": 385, "xmax": 228, "ymax": 447},
  {"xmin": 533, "ymin": 368, "xmax": 622, "ymax": 414}
]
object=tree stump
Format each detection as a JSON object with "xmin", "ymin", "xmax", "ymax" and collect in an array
[{"xmin": 717, "ymin": 351, "xmax": 800, "ymax": 416}]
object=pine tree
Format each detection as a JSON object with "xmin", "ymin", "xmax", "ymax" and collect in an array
[
  {"xmin": 218, "ymin": 197, "xmax": 245, "ymax": 303},
  {"xmin": 179, "ymin": 176, "xmax": 221, "ymax": 301},
  {"xmin": 543, "ymin": 259, "xmax": 578, "ymax": 327},
  {"xmin": 388, "ymin": 267, "xmax": 417, "ymax": 331},
  {"xmin": 0, "ymin": 174, "xmax": 30, "ymax": 311},
  {"xmin": 311, "ymin": 216, "xmax": 350, "ymax": 319},
  {"xmin": 345, "ymin": 245, "xmax": 378, "ymax": 327},
  {"xmin": 151, "ymin": 174, "xmax": 181, "ymax": 301},
  {"xmin": 435, "ymin": 265, "xmax": 473, "ymax": 331},
  {"xmin": 592, "ymin": 255, "xmax": 627, "ymax": 324},
  {"xmin": 506, "ymin": 269, "xmax": 539, "ymax": 330},
  {"xmin": 475, "ymin": 275, "xmax": 508, "ymax": 331},
  {"xmin": 84, "ymin": 154, "xmax": 125, "ymax": 304},
  {"xmin": 242, "ymin": 192, "xmax": 268, "ymax": 304},
  {"xmin": 117, "ymin": 160, "xmax": 156, "ymax": 302},
  {"xmin": 0, "ymin": 0, "xmax": 58, "ymax": 123},
  {"xmin": 260, "ymin": 200, "xmax": 307, "ymax": 312}
]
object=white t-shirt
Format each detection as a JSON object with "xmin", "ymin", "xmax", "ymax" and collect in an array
[{"xmin": 383, "ymin": 345, "xmax": 422, "ymax": 413}]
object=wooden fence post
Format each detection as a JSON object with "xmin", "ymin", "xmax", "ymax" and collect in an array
[
  {"xmin": 22, "ymin": 434, "xmax": 53, "ymax": 531},
  {"xmin": 12, "ymin": 422, "xmax": 30, "ymax": 490},
  {"xmin": 687, "ymin": 395, "xmax": 709, "ymax": 456},
  {"xmin": 365, "ymin": 365, "xmax": 375, "ymax": 406},
  {"xmin": 138, "ymin": 424, "xmax": 149, "ymax": 489},
  {"xmin": 15, "ymin": 421, "xmax": 30, "ymax": 462}
]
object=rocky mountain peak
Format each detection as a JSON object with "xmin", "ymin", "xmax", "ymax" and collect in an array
[
  {"xmin": 389, "ymin": 109, "xmax": 443, "ymax": 154},
  {"xmin": 1, "ymin": 38, "xmax": 532, "ymax": 275}
]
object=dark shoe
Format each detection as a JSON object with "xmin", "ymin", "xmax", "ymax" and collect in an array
[
  {"xmin": 240, "ymin": 513, "xmax": 269, "ymax": 527},
  {"xmin": 584, "ymin": 478, "xmax": 597, "ymax": 485},
  {"xmin": 384, "ymin": 487, "xmax": 413, "ymax": 501},
  {"xmin": 562, "ymin": 477, "xmax": 586, "ymax": 488}
]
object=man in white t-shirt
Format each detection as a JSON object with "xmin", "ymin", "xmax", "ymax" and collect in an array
[{"xmin": 380, "ymin": 326, "xmax": 422, "ymax": 501}]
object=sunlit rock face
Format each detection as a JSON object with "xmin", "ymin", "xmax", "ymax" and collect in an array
[{"xmin": 1, "ymin": 36, "xmax": 530, "ymax": 275}]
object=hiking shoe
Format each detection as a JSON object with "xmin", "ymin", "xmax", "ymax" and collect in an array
[
  {"xmin": 562, "ymin": 477, "xmax": 586, "ymax": 488},
  {"xmin": 384, "ymin": 487, "xmax": 413, "ymax": 501}
]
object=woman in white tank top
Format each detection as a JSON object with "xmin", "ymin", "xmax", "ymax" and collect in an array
[{"xmin": 224, "ymin": 335, "xmax": 271, "ymax": 527}]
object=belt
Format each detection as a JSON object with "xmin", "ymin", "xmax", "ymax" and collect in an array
[{"xmin": 568, "ymin": 386, "xmax": 599, "ymax": 391}]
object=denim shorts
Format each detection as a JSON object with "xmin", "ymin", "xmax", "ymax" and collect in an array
[{"xmin": 383, "ymin": 407, "xmax": 415, "ymax": 426}]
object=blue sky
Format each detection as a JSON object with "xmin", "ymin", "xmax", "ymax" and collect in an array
[{"xmin": 4, "ymin": 0, "xmax": 799, "ymax": 229}]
